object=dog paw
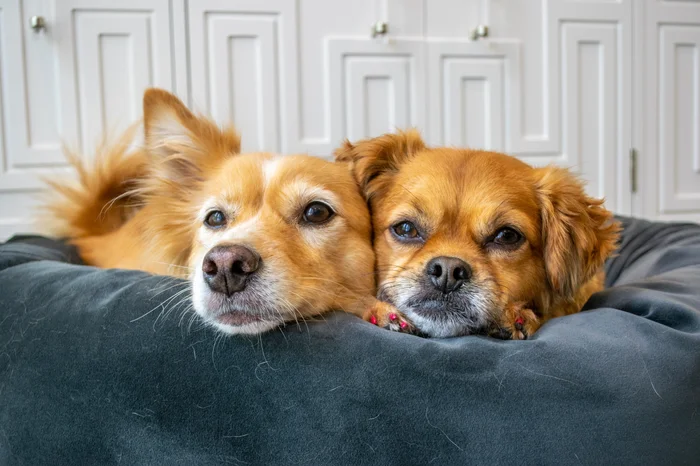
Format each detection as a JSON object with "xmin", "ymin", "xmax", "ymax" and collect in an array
[
  {"xmin": 507, "ymin": 304, "xmax": 539, "ymax": 340},
  {"xmin": 364, "ymin": 300, "xmax": 415, "ymax": 334},
  {"xmin": 494, "ymin": 303, "xmax": 540, "ymax": 340}
]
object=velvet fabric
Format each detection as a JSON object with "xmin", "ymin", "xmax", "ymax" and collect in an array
[{"xmin": 1, "ymin": 217, "xmax": 699, "ymax": 465}]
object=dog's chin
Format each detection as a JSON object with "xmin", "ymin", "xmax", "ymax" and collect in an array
[
  {"xmin": 210, "ymin": 316, "xmax": 282, "ymax": 335},
  {"xmin": 401, "ymin": 306, "xmax": 487, "ymax": 338},
  {"xmin": 192, "ymin": 276, "xmax": 286, "ymax": 335},
  {"xmin": 392, "ymin": 287, "xmax": 496, "ymax": 338}
]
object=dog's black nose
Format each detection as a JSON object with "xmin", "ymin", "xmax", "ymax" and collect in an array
[
  {"xmin": 426, "ymin": 256, "xmax": 471, "ymax": 293},
  {"xmin": 202, "ymin": 245, "xmax": 261, "ymax": 296}
]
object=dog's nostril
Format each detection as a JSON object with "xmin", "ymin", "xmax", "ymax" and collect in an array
[
  {"xmin": 202, "ymin": 259, "xmax": 217, "ymax": 276},
  {"xmin": 231, "ymin": 260, "xmax": 245, "ymax": 275},
  {"xmin": 453, "ymin": 266, "xmax": 469, "ymax": 281},
  {"xmin": 432, "ymin": 264, "xmax": 443, "ymax": 277}
]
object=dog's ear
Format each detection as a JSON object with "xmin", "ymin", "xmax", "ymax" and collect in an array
[
  {"xmin": 143, "ymin": 88, "xmax": 241, "ymax": 181},
  {"xmin": 534, "ymin": 166, "xmax": 620, "ymax": 299},
  {"xmin": 334, "ymin": 129, "xmax": 426, "ymax": 200}
]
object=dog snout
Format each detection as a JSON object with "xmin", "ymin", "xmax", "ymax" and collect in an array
[
  {"xmin": 426, "ymin": 256, "xmax": 471, "ymax": 293},
  {"xmin": 202, "ymin": 244, "xmax": 261, "ymax": 296}
]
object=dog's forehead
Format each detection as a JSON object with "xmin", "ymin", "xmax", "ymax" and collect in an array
[
  {"xmin": 396, "ymin": 150, "xmax": 532, "ymax": 197},
  {"xmin": 389, "ymin": 149, "xmax": 540, "ymax": 226},
  {"xmin": 264, "ymin": 154, "xmax": 355, "ymax": 202},
  {"xmin": 265, "ymin": 154, "xmax": 343, "ymax": 184},
  {"xmin": 210, "ymin": 153, "xmax": 358, "ymax": 208},
  {"xmin": 204, "ymin": 153, "xmax": 267, "ymax": 205}
]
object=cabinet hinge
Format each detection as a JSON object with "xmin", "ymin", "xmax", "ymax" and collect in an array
[{"xmin": 630, "ymin": 148, "xmax": 638, "ymax": 194}]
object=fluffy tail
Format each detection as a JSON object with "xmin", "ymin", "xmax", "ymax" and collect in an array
[{"xmin": 42, "ymin": 125, "xmax": 150, "ymax": 239}]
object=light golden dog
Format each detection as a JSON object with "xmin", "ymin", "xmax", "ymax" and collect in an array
[
  {"xmin": 45, "ymin": 88, "xmax": 391, "ymax": 335},
  {"xmin": 336, "ymin": 130, "xmax": 620, "ymax": 339}
]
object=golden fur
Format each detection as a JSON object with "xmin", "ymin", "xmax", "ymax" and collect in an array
[
  {"xmin": 43, "ymin": 124, "xmax": 148, "ymax": 239},
  {"xmin": 44, "ymin": 88, "xmax": 386, "ymax": 335},
  {"xmin": 336, "ymin": 130, "xmax": 621, "ymax": 339}
]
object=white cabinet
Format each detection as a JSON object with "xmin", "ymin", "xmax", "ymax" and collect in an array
[
  {"xmin": 314, "ymin": 0, "xmax": 636, "ymax": 215},
  {"xmin": 0, "ymin": 0, "xmax": 185, "ymax": 238},
  {"xmin": 640, "ymin": 0, "xmax": 700, "ymax": 223},
  {"xmin": 0, "ymin": 0, "xmax": 699, "ymax": 240},
  {"xmin": 187, "ymin": 0, "xmax": 300, "ymax": 154},
  {"xmin": 54, "ymin": 0, "xmax": 187, "ymax": 151},
  {"xmin": 0, "ymin": 0, "xmax": 64, "ymax": 238},
  {"xmin": 327, "ymin": 37, "xmax": 426, "ymax": 148}
]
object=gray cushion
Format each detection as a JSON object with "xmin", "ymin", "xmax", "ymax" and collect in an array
[{"xmin": 1, "ymin": 217, "xmax": 699, "ymax": 465}]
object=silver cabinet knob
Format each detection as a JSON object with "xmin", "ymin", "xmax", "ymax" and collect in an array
[
  {"xmin": 371, "ymin": 21, "xmax": 388, "ymax": 38},
  {"xmin": 471, "ymin": 24, "xmax": 489, "ymax": 40},
  {"xmin": 30, "ymin": 16, "xmax": 46, "ymax": 32}
]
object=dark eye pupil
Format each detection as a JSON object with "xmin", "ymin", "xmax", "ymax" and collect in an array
[
  {"xmin": 303, "ymin": 202, "xmax": 333, "ymax": 223},
  {"xmin": 307, "ymin": 206, "xmax": 326, "ymax": 219},
  {"xmin": 205, "ymin": 210, "xmax": 226, "ymax": 227},
  {"xmin": 393, "ymin": 221, "xmax": 418, "ymax": 239},
  {"xmin": 495, "ymin": 228, "xmax": 520, "ymax": 244}
]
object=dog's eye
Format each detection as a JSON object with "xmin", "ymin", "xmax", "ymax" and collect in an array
[
  {"xmin": 302, "ymin": 202, "xmax": 334, "ymax": 224},
  {"xmin": 204, "ymin": 210, "xmax": 227, "ymax": 228},
  {"xmin": 392, "ymin": 221, "xmax": 421, "ymax": 241},
  {"xmin": 492, "ymin": 227, "xmax": 522, "ymax": 246}
]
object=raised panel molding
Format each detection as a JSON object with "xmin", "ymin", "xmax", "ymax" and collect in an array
[
  {"xmin": 432, "ymin": 56, "xmax": 504, "ymax": 150},
  {"xmin": 0, "ymin": 0, "xmax": 13, "ymax": 180},
  {"xmin": 190, "ymin": 11, "xmax": 280, "ymax": 152},
  {"xmin": 643, "ymin": 0, "xmax": 700, "ymax": 221},
  {"xmin": 12, "ymin": 0, "xmax": 63, "ymax": 165},
  {"xmin": 0, "ymin": 0, "xmax": 64, "ymax": 192},
  {"xmin": 0, "ymin": 0, "xmax": 30, "ymax": 238},
  {"xmin": 56, "ymin": 0, "xmax": 180, "ymax": 153},
  {"xmin": 5, "ymin": 0, "xmax": 700, "ymax": 239},
  {"xmin": 658, "ymin": 25, "xmax": 700, "ymax": 214},
  {"xmin": 328, "ymin": 38, "xmax": 426, "ymax": 149},
  {"xmin": 547, "ymin": 0, "xmax": 632, "ymax": 213},
  {"xmin": 442, "ymin": 60, "xmax": 504, "ymax": 151},
  {"xmin": 561, "ymin": 23, "xmax": 620, "ymax": 204},
  {"xmin": 204, "ymin": 14, "xmax": 279, "ymax": 152},
  {"xmin": 188, "ymin": 0, "xmax": 301, "ymax": 154},
  {"xmin": 345, "ymin": 57, "xmax": 412, "ymax": 141},
  {"xmin": 0, "ymin": 0, "xmax": 185, "ymax": 240},
  {"xmin": 423, "ymin": 0, "xmax": 632, "ymax": 214},
  {"xmin": 426, "ymin": 42, "xmax": 511, "ymax": 151},
  {"xmin": 74, "ymin": 12, "xmax": 154, "ymax": 150}
]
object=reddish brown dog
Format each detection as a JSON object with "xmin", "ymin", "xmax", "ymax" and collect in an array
[{"xmin": 336, "ymin": 130, "xmax": 620, "ymax": 340}]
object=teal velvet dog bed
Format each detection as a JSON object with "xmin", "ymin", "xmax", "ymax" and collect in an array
[{"xmin": 1, "ymin": 216, "xmax": 699, "ymax": 465}]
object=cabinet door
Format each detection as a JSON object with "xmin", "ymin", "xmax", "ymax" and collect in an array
[
  {"xmin": 641, "ymin": 0, "xmax": 700, "ymax": 223},
  {"xmin": 54, "ymin": 0, "xmax": 186, "ymax": 151},
  {"xmin": 188, "ymin": 0, "xmax": 299, "ymax": 154},
  {"xmin": 326, "ymin": 0, "xmax": 427, "ymax": 151},
  {"xmin": 327, "ymin": 37, "xmax": 427, "ymax": 149},
  {"xmin": 426, "ymin": 0, "xmax": 633, "ymax": 215},
  {"xmin": 188, "ymin": 0, "xmax": 425, "ymax": 156},
  {"xmin": 0, "ymin": 0, "xmax": 62, "ymax": 238},
  {"xmin": 0, "ymin": 0, "xmax": 185, "ymax": 240}
]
